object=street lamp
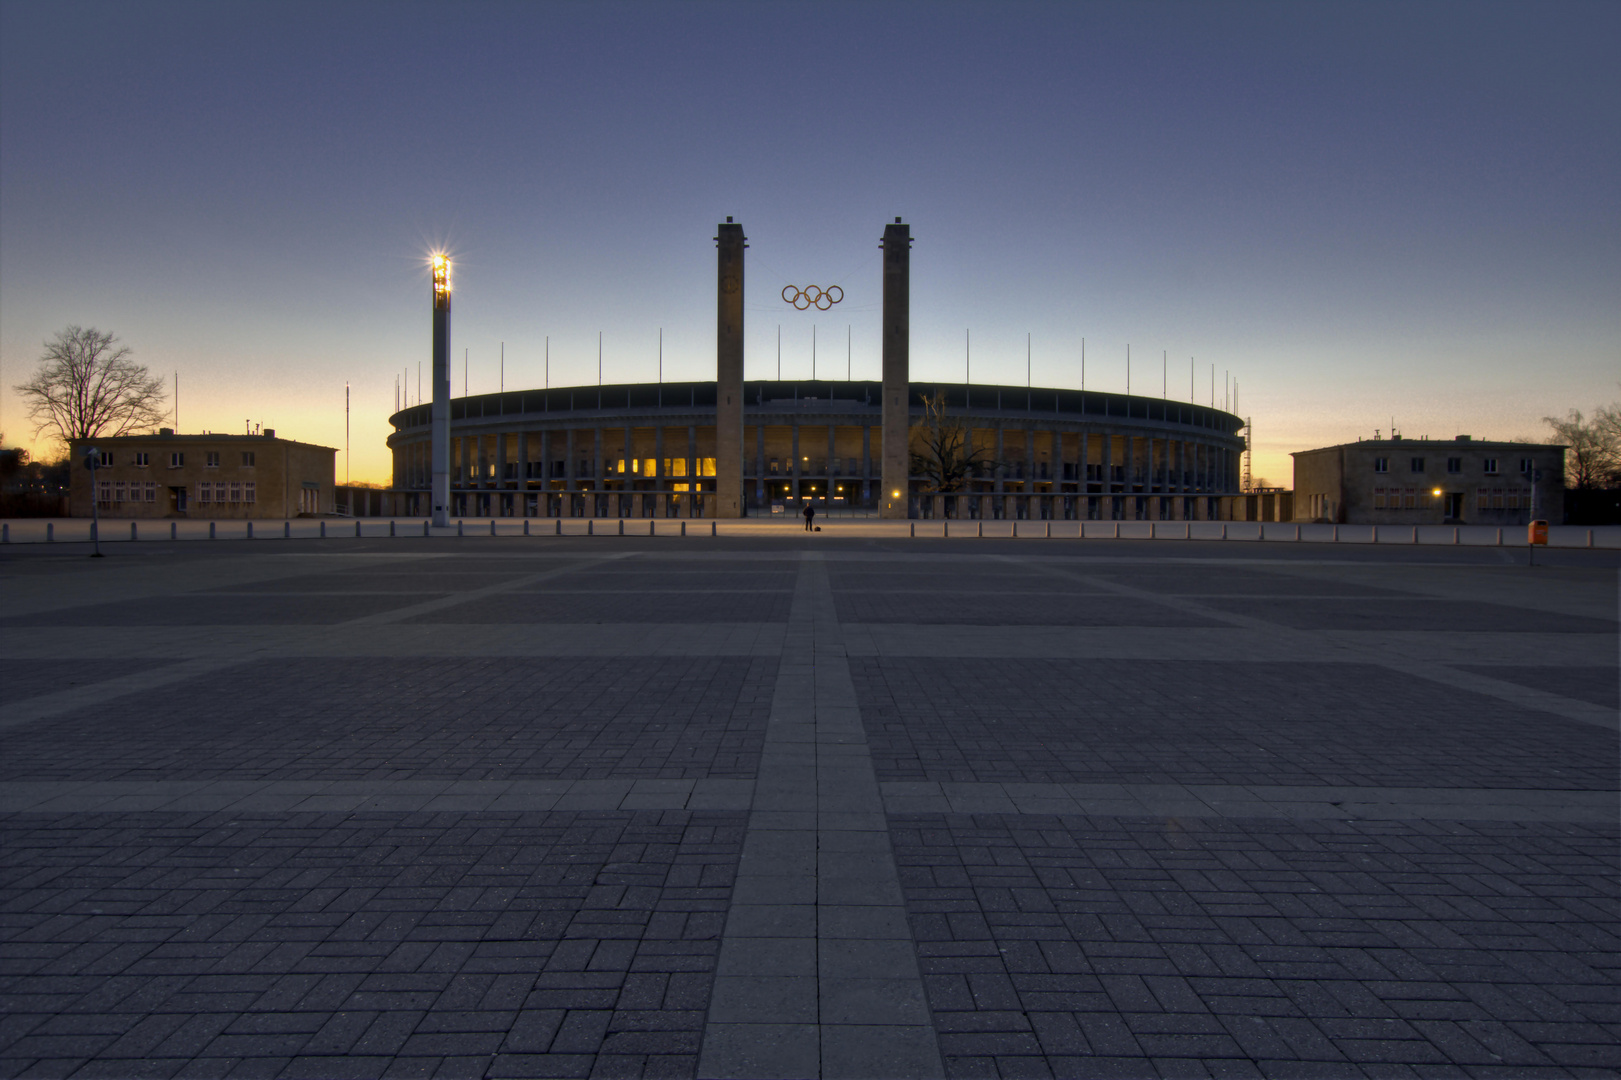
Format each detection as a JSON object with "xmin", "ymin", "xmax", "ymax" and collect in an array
[
  {"xmin": 430, "ymin": 253, "xmax": 452, "ymax": 528},
  {"xmin": 82, "ymin": 447, "xmax": 104, "ymax": 558}
]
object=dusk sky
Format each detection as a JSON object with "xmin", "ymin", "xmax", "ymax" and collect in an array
[{"xmin": 2, "ymin": 0, "xmax": 1616, "ymax": 485}]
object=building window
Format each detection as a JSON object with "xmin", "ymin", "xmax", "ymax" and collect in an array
[
  {"xmin": 1373, "ymin": 487, "xmax": 1386, "ymax": 509},
  {"xmin": 170, "ymin": 452, "xmax": 184, "ymax": 467},
  {"xmin": 241, "ymin": 451, "xmax": 255, "ymax": 467},
  {"xmin": 1410, "ymin": 457, "xmax": 1425, "ymax": 472},
  {"xmin": 1403, "ymin": 488, "xmax": 1416, "ymax": 509},
  {"xmin": 1520, "ymin": 458, "xmax": 1533, "ymax": 475},
  {"xmin": 1374, "ymin": 457, "xmax": 1388, "ymax": 473},
  {"xmin": 229, "ymin": 482, "xmax": 242, "ymax": 503},
  {"xmin": 244, "ymin": 482, "xmax": 255, "ymax": 504},
  {"xmin": 134, "ymin": 452, "xmax": 149, "ymax": 467},
  {"xmin": 113, "ymin": 481, "xmax": 126, "ymax": 502},
  {"xmin": 1477, "ymin": 488, "xmax": 1489, "ymax": 510},
  {"xmin": 197, "ymin": 483, "xmax": 211, "ymax": 505},
  {"xmin": 144, "ymin": 482, "xmax": 157, "ymax": 503},
  {"xmin": 206, "ymin": 451, "xmax": 221, "ymax": 468},
  {"xmin": 1447, "ymin": 457, "xmax": 1461, "ymax": 473},
  {"xmin": 1483, "ymin": 458, "xmax": 1497, "ymax": 475},
  {"xmin": 97, "ymin": 480, "xmax": 111, "ymax": 505}
]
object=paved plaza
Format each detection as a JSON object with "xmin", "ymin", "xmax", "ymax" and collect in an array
[{"xmin": 1, "ymin": 532, "xmax": 1617, "ymax": 1080}]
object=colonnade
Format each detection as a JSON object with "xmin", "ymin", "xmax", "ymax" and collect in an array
[{"xmin": 393, "ymin": 418, "xmax": 1239, "ymax": 520}]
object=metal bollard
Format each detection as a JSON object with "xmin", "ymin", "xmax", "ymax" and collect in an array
[
  {"xmin": 522, "ymin": 519, "xmax": 529, "ymax": 536},
  {"xmin": 131, "ymin": 522, "xmax": 138, "ymax": 541},
  {"xmin": 490, "ymin": 519, "xmax": 496, "ymax": 536},
  {"xmin": 1, "ymin": 523, "xmax": 7, "ymax": 543},
  {"xmin": 47, "ymin": 522, "xmax": 54, "ymax": 542},
  {"xmin": 173, "ymin": 522, "xmax": 179, "ymax": 540},
  {"xmin": 711, "ymin": 521, "xmax": 716, "ymax": 536},
  {"xmin": 618, "ymin": 520, "xmax": 624, "ymax": 536},
  {"xmin": 1115, "ymin": 522, "xmax": 1121, "ymax": 539},
  {"xmin": 1295, "ymin": 525, "xmax": 1302, "ymax": 541},
  {"xmin": 1045, "ymin": 521, "xmax": 1051, "ymax": 538},
  {"xmin": 978, "ymin": 521, "xmax": 984, "ymax": 538},
  {"xmin": 356, "ymin": 520, "xmax": 362, "ymax": 537},
  {"xmin": 680, "ymin": 521, "xmax": 687, "ymax": 537},
  {"xmin": 210, "ymin": 521, "xmax": 216, "ymax": 540},
  {"xmin": 390, "ymin": 520, "xmax": 396, "ymax": 537},
  {"xmin": 909, "ymin": 521, "xmax": 915, "ymax": 537},
  {"xmin": 422, "ymin": 520, "xmax": 429, "ymax": 537},
  {"xmin": 555, "ymin": 519, "xmax": 561, "ymax": 535},
  {"xmin": 246, "ymin": 521, "xmax": 253, "ymax": 539},
  {"xmin": 1332, "ymin": 525, "xmax": 1339, "ymax": 542},
  {"xmin": 284, "ymin": 521, "xmax": 291, "ymax": 538},
  {"xmin": 1495, "ymin": 527, "xmax": 1502, "ymax": 546},
  {"xmin": 588, "ymin": 520, "xmax": 594, "ymax": 536},
  {"xmin": 1588, "ymin": 529, "xmax": 1594, "ymax": 549},
  {"xmin": 1186, "ymin": 523, "xmax": 1192, "ymax": 540},
  {"xmin": 1220, "ymin": 524, "xmax": 1227, "ymax": 540},
  {"xmin": 319, "ymin": 521, "xmax": 326, "ymax": 538},
  {"xmin": 1149, "ymin": 523, "xmax": 1156, "ymax": 540},
  {"xmin": 1453, "ymin": 527, "xmax": 1459, "ymax": 545},
  {"xmin": 649, "ymin": 520, "xmax": 655, "ymax": 536},
  {"xmin": 1412, "ymin": 526, "xmax": 1419, "ymax": 544}
]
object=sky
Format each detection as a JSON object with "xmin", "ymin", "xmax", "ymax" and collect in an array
[{"xmin": 2, "ymin": 0, "xmax": 1616, "ymax": 486}]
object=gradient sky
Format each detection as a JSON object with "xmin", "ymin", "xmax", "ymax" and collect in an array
[{"xmin": 2, "ymin": 0, "xmax": 1616, "ymax": 485}]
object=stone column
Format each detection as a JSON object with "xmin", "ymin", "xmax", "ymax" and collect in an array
[
  {"xmin": 715, "ymin": 219, "xmax": 745, "ymax": 517},
  {"xmin": 791, "ymin": 423, "xmax": 801, "ymax": 505},
  {"xmin": 688, "ymin": 425, "xmax": 698, "ymax": 517},
  {"xmin": 755, "ymin": 425, "xmax": 766, "ymax": 506},
  {"xmin": 880, "ymin": 219, "xmax": 911, "ymax": 518},
  {"xmin": 655, "ymin": 426, "xmax": 666, "ymax": 518},
  {"xmin": 862, "ymin": 423, "xmax": 872, "ymax": 505},
  {"xmin": 565, "ymin": 428, "xmax": 576, "ymax": 515},
  {"xmin": 1102, "ymin": 430, "xmax": 1114, "ymax": 519}
]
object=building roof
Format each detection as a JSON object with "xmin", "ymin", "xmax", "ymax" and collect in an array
[
  {"xmin": 1292, "ymin": 438, "xmax": 1565, "ymax": 456},
  {"xmin": 69, "ymin": 432, "xmax": 336, "ymax": 451}
]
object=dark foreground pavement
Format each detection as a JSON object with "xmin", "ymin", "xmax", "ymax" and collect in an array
[{"xmin": 1, "ymin": 536, "xmax": 1616, "ymax": 1079}]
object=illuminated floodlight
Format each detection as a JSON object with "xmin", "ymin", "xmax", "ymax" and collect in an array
[
  {"xmin": 431, "ymin": 253, "xmax": 452, "ymax": 300},
  {"xmin": 1432, "ymin": 488, "xmax": 1442, "ymax": 497}
]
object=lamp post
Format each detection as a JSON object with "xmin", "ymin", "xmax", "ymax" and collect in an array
[
  {"xmin": 430, "ymin": 254, "xmax": 452, "ymax": 528},
  {"xmin": 82, "ymin": 447, "xmax": 104, "ymax": 557}
]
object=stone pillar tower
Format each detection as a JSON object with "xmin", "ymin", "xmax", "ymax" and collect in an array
[
  {"xmin": 715, "ymin": 218, "xmax": 746, "ymax": 517},
  {"xmin": 880, "ymin": 218, "xmax": 911, "ymax": 518}
]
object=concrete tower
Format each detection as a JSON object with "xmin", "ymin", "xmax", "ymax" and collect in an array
[
  {"xmin": 880, "ymin": 218, "xmax": 911, "ymax": 518},
  {"xmin": 715, "ymin": 218, "xmax": 746, "ymax": 518},
  {"xmin": 430, "ymin": 255, "xmax": 451, "ymax": 527}
]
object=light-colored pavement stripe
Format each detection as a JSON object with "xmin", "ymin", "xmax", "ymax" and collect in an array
[
  {"xmin": 699, "ymin": 552, "xmax": 943, "ymax": 1080},
  {"xmin": 0, "ymin": 777, "xmax": 755, "ymax": 814},
  {"xmin": 1005, "ymin": 556, "xmax": 1619, "ymax": 731},
  {"xmin": 878, "ymin": 781, "xmax": 1618, "ymax": 823}
]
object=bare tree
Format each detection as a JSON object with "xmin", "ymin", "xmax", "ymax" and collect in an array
[
  {"xmin": 909, "ymin": 391, "xmax": 999, "ymax": 493},
  {"xmin": 1543, "ymin": 408, "xmax": 1621, "ymax": 489},
  {"xmin": 13, "ymin": 326, "xmax": 168, "ymax": 449}
]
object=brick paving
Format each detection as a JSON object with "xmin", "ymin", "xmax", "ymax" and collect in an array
[{"xmin": 0, "ymin": 535, "xmax": 1615, "ymax": 1079}]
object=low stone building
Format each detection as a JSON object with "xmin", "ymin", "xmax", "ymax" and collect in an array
[
  {"xmin": 68, "ymin": 430, "xmax": 336, "ymax": 519},
  {"xmin": 1292, "ymin": 436, "xmax": 1564, "ymax": 525}
]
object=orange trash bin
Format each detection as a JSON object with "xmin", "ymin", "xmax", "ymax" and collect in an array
[{"xmin": 1527, "ymin": 520, "xmax": 1548, "ymax": 545}]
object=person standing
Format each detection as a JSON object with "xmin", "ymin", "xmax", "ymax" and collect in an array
[{"xmin": 803, "ymin": 502, "xmax": 815, "ymax": 531}]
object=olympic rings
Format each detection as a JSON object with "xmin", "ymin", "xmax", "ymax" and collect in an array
[{"xmin": 781, "ymin": 284, "xmax": 844, "ymax": 311}]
